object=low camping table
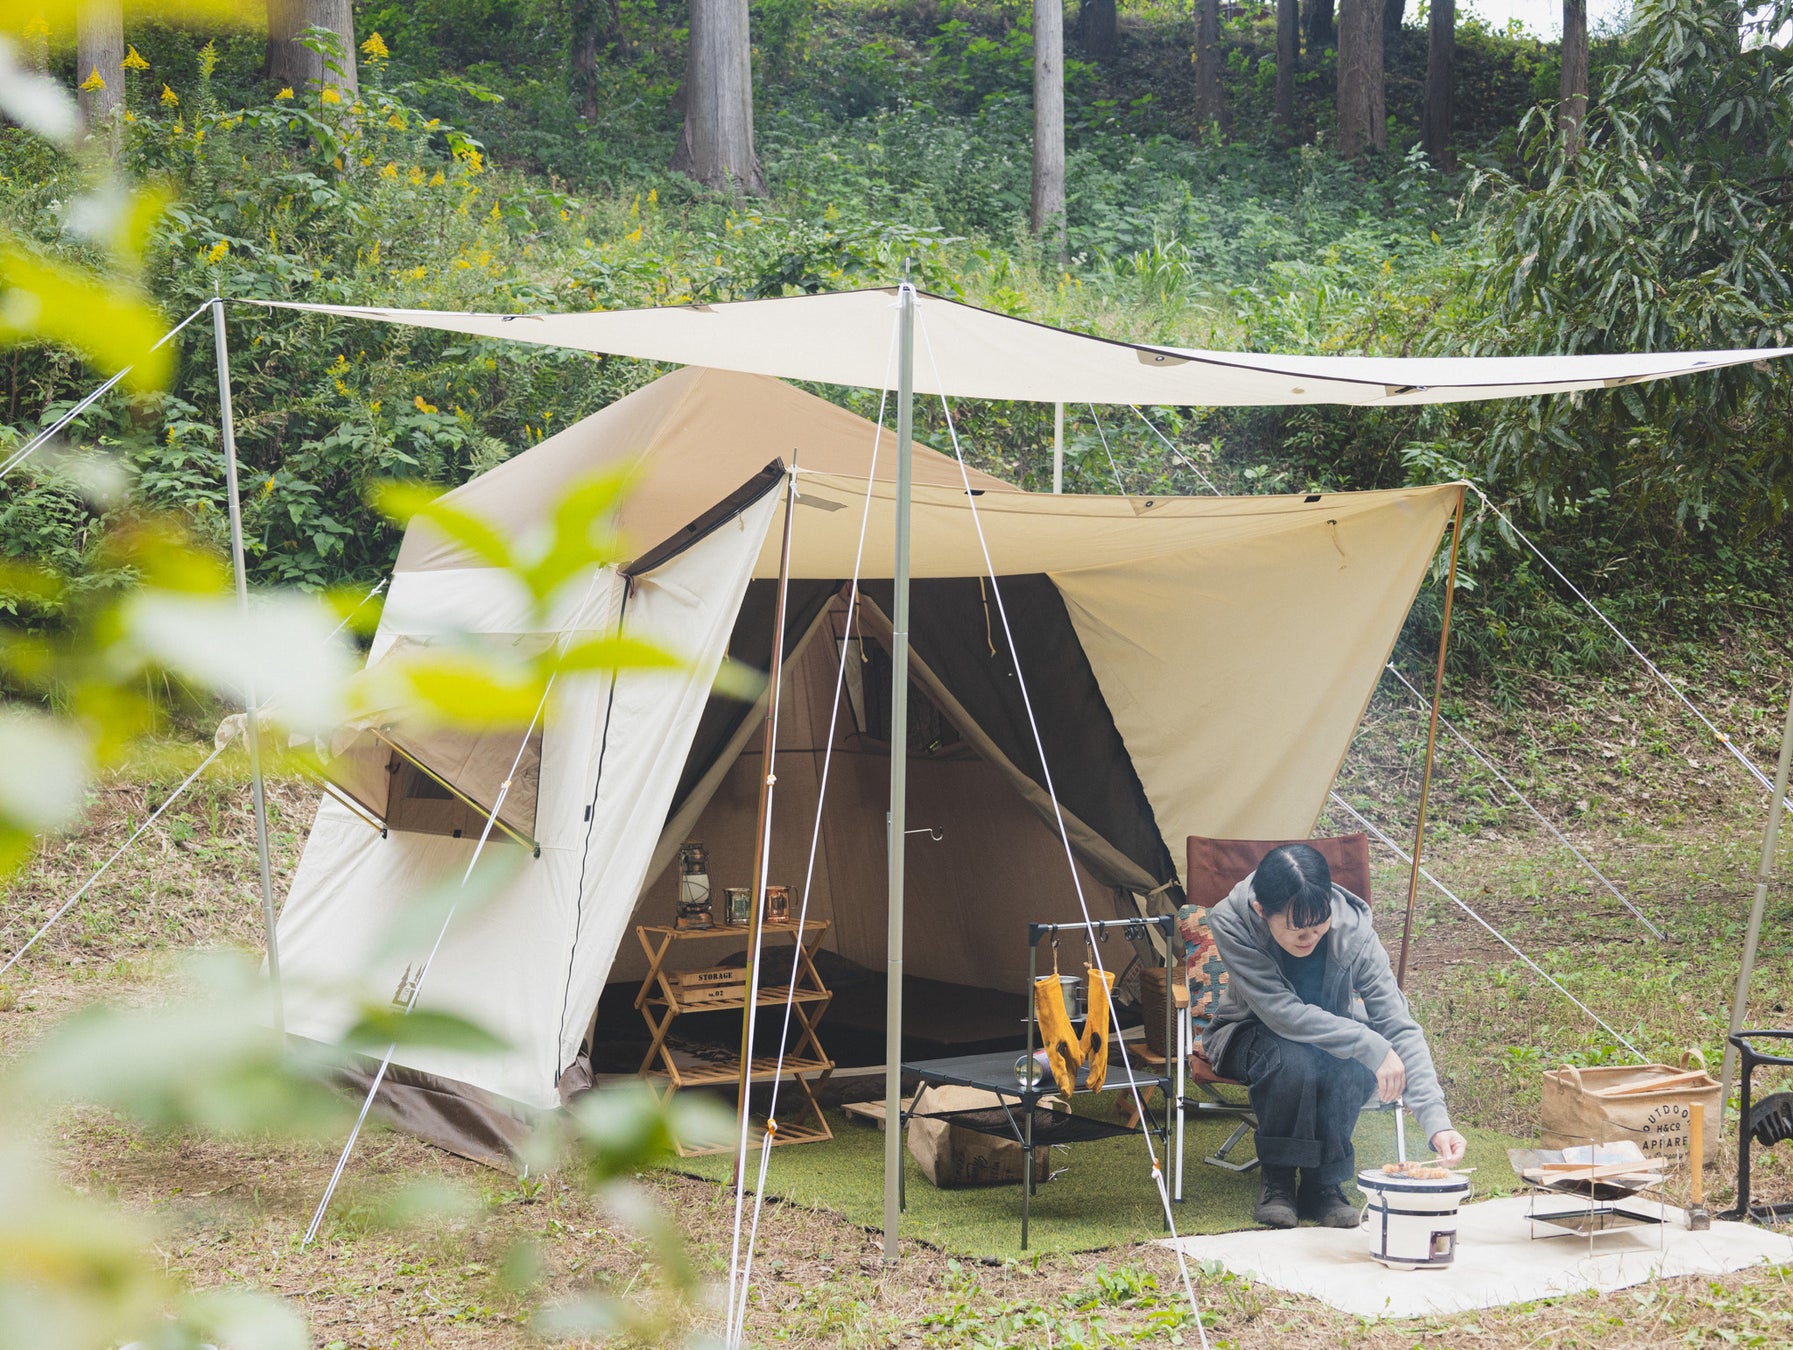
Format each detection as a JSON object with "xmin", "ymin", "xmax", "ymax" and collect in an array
[{"xmin": 900, "ymin": 1048, "xmax": 1176, "ymax": 1248}]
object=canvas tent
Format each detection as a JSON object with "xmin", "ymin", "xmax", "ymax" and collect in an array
[{"xmin": 275, "ymin": 362, "xmax": 1460, "ymax": 1161}]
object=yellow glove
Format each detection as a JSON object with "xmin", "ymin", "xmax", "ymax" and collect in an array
[{"xmin": 1033, "ymin": 975, "xmax": 1080, "ymax": 1091}]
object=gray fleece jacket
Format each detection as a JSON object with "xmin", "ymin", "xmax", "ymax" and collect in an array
[{"xmin": 1201, "ymin": 874, "xmax": 1454, "ymax": 1141}]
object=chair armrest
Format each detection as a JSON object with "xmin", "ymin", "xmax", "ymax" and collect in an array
[{"xmin": 1171, "ymin": 982, "xmax": 1189, "ymax": 1010}]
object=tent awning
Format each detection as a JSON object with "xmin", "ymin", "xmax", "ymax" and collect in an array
[{"xmin": 240, "ymin": 290, "xmax": 1791, "ymax": 407}]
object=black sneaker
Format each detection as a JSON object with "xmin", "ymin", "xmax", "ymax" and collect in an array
[
  {"xmin": 1253, "ymin": 1167, "xmax": 1299, "ymax": 1229},
  {"xmin": 1298, "ymin": 1177, "xmax": 1361, "ymax": 1228}
]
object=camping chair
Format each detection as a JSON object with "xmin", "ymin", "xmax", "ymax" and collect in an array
[{"xmin": 1171, "ymin": 833, "xmax": 1373, "ymax": 1199}]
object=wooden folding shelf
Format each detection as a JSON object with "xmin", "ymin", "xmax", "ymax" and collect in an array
[{"xmin": 634, "ymin": 919, "xmax": 835, "ymax": 1156}]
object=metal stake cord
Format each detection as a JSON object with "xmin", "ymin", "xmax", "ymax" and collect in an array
[
  {"xmin": 882, "ymin": 282, "xmax": 916, "ymax": 1265},
  {"xmin": 212, "ymin": 297, "xmax": 283, "ymax": 1035},
  {"xmin": 1719, "ymin": 679, "xmax": 1793, "ymax": 1117}
]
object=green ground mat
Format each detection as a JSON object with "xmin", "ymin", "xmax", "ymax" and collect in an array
[{"xmin": 667, "ymin": 1098, "xmax": 1527, "ymax": 1259}]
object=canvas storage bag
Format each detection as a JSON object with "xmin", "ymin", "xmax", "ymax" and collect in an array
[
  {"xmin": 1541, "ymin": 1056, "xmax": 1721, "ymax": 1164},
  {"xmin": 905, "ymin": 1084, "xmax": 1056, "ymax": 1188}
]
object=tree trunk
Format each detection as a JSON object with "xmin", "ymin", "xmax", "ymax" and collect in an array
[
  {"xmin": 1422, "ymin": 0, "xmax": 1454, "ymax": 168},
  {"xmin": 1336, "ymin": 0, "xmax": 1385, "ymax": 158},
  {"xmin": 572, "ymin": 0, "xmax": 601, "ymax": 120},
  {"xmin": 1032, "ymin": 0, "xmax": 1067, "ymax": 248},
  {"xmin": 1383, "ymin": 0, "xmax": 1406, "ymax": 43},
  {"xmin": 266, "ymin": 0, "xmax": 359, "ymax": 95},
  {"xmin": 1193, "ymin": 0, "xmax": 1225, "ymax": 139},
  {"xmin": 672, "ymin": 0, "xmax": 767, "ymax": 197},
  {"xmin": 1078, "ymin": 0, "xmax": 1117, "ymax": 61},
  {"xmin": 1275, "ymin": 0, "xmax": 1298, "ymax": 136},
  {"xmin": 1304, "ymin": 0, "xmax": 1335, "ymax": 54},
  {"xmin": 1560, "ymin": 0, "xmax": 1587, "ymax": 156},
  {"xmin": 76, "ymin": 0, "xmax": 123, "ymax": 128}
]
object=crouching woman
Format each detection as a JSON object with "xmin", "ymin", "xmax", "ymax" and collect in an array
[{"xmin": 1204, "ymin": 843, "xmax": 1467, "ymax": 1228}]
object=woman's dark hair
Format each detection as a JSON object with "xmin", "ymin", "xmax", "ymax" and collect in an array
[{"xmin": 1252, "ymin": 844, "xmax": 1333, "ymax": 929}]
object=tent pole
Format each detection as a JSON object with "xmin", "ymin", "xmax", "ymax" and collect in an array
[
  {"xmin": 212, "ymin": 297, "xmax": 283, "ymax": 1035},
  {"xmin": 1396, "ymin": 487, "xmax": 1465, "ymax": 989},
  {"xmin": 735, "ymin": 465, "xmax": 799, "ymax": 1159},
  {"xmin": 883, "ymin": 283, "xmax": 916, "ymax": 1266},
  {"xmin": 1719, "ymin": 677, "xmax": 1793, "ymax": 1117},
  {"xmin": 1052, "ymin": 402, "xmax": 1064, "ymax": 494}
]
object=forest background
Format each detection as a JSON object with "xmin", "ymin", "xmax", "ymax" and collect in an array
[{"xmin": 3, "ymin": 0, "xmax": 1790, "ymax": 704}]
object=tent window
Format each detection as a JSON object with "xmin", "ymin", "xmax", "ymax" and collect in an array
[
  {"xmin": 384, "ymin": 742, "xmax": 541, "ymax": 846},
  {"xmin": 844, "ymin": 638, "xmax": 963, "ymax": 757}
]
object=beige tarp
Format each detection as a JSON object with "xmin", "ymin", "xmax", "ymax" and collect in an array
[{"xmin": 249, "ymin": 289, "xmax": 1790, "ymax": 407}]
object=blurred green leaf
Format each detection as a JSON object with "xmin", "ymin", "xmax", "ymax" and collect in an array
[
  {"xmin": 555, "ymin": 634, "xmax": 684, "ymax": 674},
  {"xmin": 339, "ymin": 1006, "xmax": 509, "ymax": 1056},
  {"xmin": 0, "ymin": 249, "xmax": 173, "ymax": 394}
]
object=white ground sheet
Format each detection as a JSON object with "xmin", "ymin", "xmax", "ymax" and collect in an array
[{"xmin": 1160, "ymin": 1196, "xmax": 1793, "ymax": 1318}]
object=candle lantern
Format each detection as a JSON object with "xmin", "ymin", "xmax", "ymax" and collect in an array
[
  {"xmin": 676, "ymin": 841, "xmax": 714, "ymax": 929},
  {"xmin": 724, "ymin": 887, "xmax": 753, "ymax": 927}
]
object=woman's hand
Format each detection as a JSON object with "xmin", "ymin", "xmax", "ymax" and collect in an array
[
  {"xmin": 1430, "ymin": 1130, "xmax": 1468, "ymax": 1165},
  {"xmin": 1375, "ymin": 1049, "xmax": 1407, "ymax": 1103}
]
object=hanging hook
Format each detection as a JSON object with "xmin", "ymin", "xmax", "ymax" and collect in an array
[{"xmin": 903, "ymin": 826, "xmax": 944, "ymax": 842}]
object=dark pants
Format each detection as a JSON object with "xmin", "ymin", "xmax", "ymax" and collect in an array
[{"xmin": 1219, "ymin": 1022, "xmax": 1377, "ymax": 1185}]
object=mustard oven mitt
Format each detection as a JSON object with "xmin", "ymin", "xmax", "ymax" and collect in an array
[
  {"xmin": 1079, "ymin": 964, "xmax": 1116, "ymax": 1092},
  {"xmin": 1033, "ymin": 975, "xmax": 1080, "ymax": 1090}
]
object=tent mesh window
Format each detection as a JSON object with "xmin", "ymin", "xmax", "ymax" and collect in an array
[{"xmin": 384, "ymin": 739, "xmax": 541, "ymax": 843}]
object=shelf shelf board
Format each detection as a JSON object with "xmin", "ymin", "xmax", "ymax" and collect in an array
[{"xmin": 646, "ymin": 1053, "xmax": 833, "ymax": 1088}]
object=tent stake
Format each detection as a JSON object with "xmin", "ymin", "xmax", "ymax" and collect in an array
[
  {"xmin": 1396, "ymin": 486, "xmax": 1464, "ymax": 989},
  {"xmin": 883, "ymin": 282, "xmax": 916, "ymax": 1266},
  {"xmin": 1719, "ymin": 678, "xmax": 1793, "ymax": 1117},
  {"xmin": 213, "ymin": 297, "xmax": 283, "ymax": 1035},
  {"xmin": 734, "ymin": 464, "xmax": 799, "ymax": 1167}
]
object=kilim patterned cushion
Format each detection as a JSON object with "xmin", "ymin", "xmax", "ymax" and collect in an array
[{"xmin": 1175, "ymin": 903, "xmax": 1229, "ymax": 1030}]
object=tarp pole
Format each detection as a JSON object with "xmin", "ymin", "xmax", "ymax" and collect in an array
[
  {"xmin": 212, "ymin": 297, "xmax": 283, "ymax": 1035},
  {"xmin": 1052, "ymin": 401, "xmax": 1064, "ymax": 493},
  {"xmin": 736, "ymin": 465, "xmax": 799, "ymax": 1152},
  {"xmin": 883, "ymin": 283, "xmax": 916, "ymax": 1266},
  {"xmin": 1396, "ymin": 486, "xmax": 1465, "ymax": 989},
  {"xmin": 1719, "ymin": 678, "xmax": 1793, "ymax": 1117}
]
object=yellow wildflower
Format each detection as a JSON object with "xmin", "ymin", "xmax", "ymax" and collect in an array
[
  {"xmin": 559, "ymin": 209, "xmax": 570, "ymax": 222},
  {"xmin": 350, "ymin": 102, "xmax": 366, "ymax": 116},
  {"xmin": 414, "ymin": 395, "xmax": 438, "ymax": 414},
  {"xmin": 648, "ymin": 187, "xmax": 657, "ymax": 205},
  {"xmin": 428, "ymin": 169, "xmax": 445, "ymax": 187},
  {"xmin": 370, "ymin": 400, "xmax": 380, "ymax": 414},
  {"xmin": 359, "ymin": 155, "xmax": 372, "ymax": 165},
  {"xmin": 626, "ymin": 226, "xmax": 643, "ymax": 243},
  {"xmin": 122, "ymin": 109, "xmax": 136, "ymax": 123},
  {"xmin": 23, "ymin": 14, "xmax": 49, "ymax": 39},
  {"xmin": 366, "ymin": 240, "xmax": 380, "ymax": 264},
  {"xmin": 409, "ymin": 265, "xmax": 426, "ymax": 279},
  {"xmin": 408, "ymin": 165, "xmax": 424, "ymax": 185},
  {"xmin": 424, "ymin": 118, "xmax": 441, "ymax": 129},
  {"xmin": 121, "ymin": 45, "xmax": 149, "ymax": 72},
  {"xmin": 321, "ymin": 86, "xmax": 342, "ymax": 105},
  {"xmin": 275, "ymin": 87, "xmax": 294, "ymax": 100},
  {"xmin": 333, "ymin": 378, "xmax": 351, "ymax": 396},
  {"xmin": 361, "ymin": 31, "xmax": 390, "ymax": 60},
  {"xmin": 453, "ymin": 258, "xmax": 472, "ymax": 269},
  {"xmin": 160, "ymin": 83, "xmax": 177, "ymax": 106},
  {"xmin": 205, "ymin": 240, "xmax": 229, "ymax": 265},
  {"xmin": 80, "ymin": 67, "xmax": 105, "ymax": 92},
  {"xmin": 268, "ymin": 228, "xmax": 277, "ymax": 246},
  {"xmin": 387, "ymin": 112, "xmax": 406, "ymax": 129},
  {"xmin": 381, "ymin": 161, "xmax": 398, "ymax": 179},
  {"xmin": 489, "ymin": 200, "xmax": 500, "ymax": 220}
]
